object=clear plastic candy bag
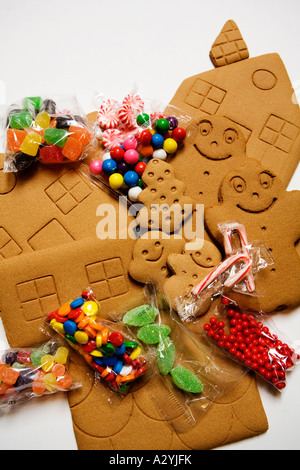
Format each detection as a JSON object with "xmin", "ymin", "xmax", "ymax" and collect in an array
[
  {"xmin": 175, "ymin": 222, "xmax": 274, "ymax": 322},
  {"xmin": 2, "ymin": 95, "xmax": 97, "ymax": 172},
  {"xmin": 87, "ymin": 92, "xmax": 196, "ymax": 204},
  {"xmin": 202, "ymin": 297, "xmax": 300, "ymax": 391},
  {"xmin": 0, "ymin": 337, "xmax": 81, "ymax": 412},
  {"xmin": 44, "ymin": 287, "xmax": 154, "ymax": 395},
  {"xmin": 119, "ymin": 283, "xmax": 248, "ymax": 432}
]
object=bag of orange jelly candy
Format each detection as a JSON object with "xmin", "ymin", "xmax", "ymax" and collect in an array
[
  {"xmin": 2, "ymin": 95, "xmax": 97, "ymax": 172},
  {"xmin": 0, "ymin": 337, "xmax": 81, "ymax": 412}
]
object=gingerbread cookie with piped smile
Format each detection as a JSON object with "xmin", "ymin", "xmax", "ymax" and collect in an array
[
  {"xmin": 168, "ymin": 115, "xmax": 249, "ymax": 209},
  {"xmin": 205, "ymin": 160, "xmax": 300, "ymax": 312}
]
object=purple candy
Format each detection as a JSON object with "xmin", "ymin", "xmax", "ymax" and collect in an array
[
  {"xmin": 167, "ymin": 116, "xmax": 178, "ymax": 130},
  {"xmin": 2, "ymin": 351, "xmax": 17, "ymax": 365},
  {"xmin": 117, "ymin": 161, "xmax": 131, "ymax": 175}
]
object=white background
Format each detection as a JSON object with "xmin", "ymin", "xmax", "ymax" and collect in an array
[{"xmin": 0, "ymin": 0, "xmax": 299, "ymax": 451}]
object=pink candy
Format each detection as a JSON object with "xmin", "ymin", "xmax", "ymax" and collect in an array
[{"xmin": 90, "ymin": 159, "xmax": 103, "ymax": 175}]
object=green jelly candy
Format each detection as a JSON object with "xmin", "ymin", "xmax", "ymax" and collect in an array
[
  {"xmin": 170, "ymin": 367, "xmax": 203, "ymax": 394},
  {"xmin": 30, "ymin": 350, "xmax": 45, "ymax": 367},
  {"xmin": 9, "ymin": 112, "xmax": 33, "ymax": 130},
  {"xmin": 122, "ymin": 305, "xmax": 159, "ymax": 327},
  {"xmin": 23, "ymin": 96, "xmax": 43, "ymax": 111},
  {"xmin": 156, "ymin": 337, "xmax": 176, "ymax": 375},
  {"xmin": 137, "ymin": 324, "xmax": 171, "ymax": 344},
  {"xmin": 44, "ymin": 128, "xmax": 68, "ymax": 148},
  {"xmin": 101, "ymin": 343, "xmax": 115, "ymax": 355}
]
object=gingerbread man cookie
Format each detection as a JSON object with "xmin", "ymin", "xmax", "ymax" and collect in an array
[
  {"xmin": 164, "ymin": 238, "xmax": 222, "ymax": 314},
  {"xmin": 168, "ymin": 115, "xmax": 249, "ymax": 209},
  {"xmin": 128, "ymin": 231, "xmax": 185, "ymax": 287},
  {"xmin": 136, "ymin": 158, "xmax": 195, "ymax": 234},
  {"xmin": 205, "ymin": 160, "xmax": 300, "ymax": 312}
]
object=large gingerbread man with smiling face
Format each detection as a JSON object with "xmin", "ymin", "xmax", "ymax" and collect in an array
[
  {"xmin": 205, "ymin": 160, "xmax": 300, "ymax": 313},
  {"xmin": 169, "ymin": 115, "xmax": 249, "ymax": 209}
]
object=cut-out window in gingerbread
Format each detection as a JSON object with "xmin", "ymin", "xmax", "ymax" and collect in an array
[
  {"xmin": 0, "ymin": 227, "xmax": 22, "ymax": 258},
  {"xmin": 16, "ymin": 276, "xmax": 59, "ymax": 322},
  {"xmin": 86, "ymin": 257, "xmax": 128, "ymax": 301},
  {"xmin": 259, "ymin": 115, "xmax": 300, "ymax": 153},
  {"xmin": 45, "ymin": 169, "xmax": 92, "ymax": 215}
]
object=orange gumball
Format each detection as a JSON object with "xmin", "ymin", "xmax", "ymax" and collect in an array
[{"xmin": 139, "ymin": 144, "xmax": 153, "ymax": 158}]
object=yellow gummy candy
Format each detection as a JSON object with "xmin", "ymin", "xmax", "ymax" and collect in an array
[
  {"xmin": 20, "ymin": 132, "xmax": 43, "ymax": 156},
  {"xmin": 53, "ymin": 347, "xmax": 69, "ymax": 364},
  {"xmin": 34, "ymin": 111, "xmax": 51, "ymax": 129},
  {"xmin": 43, "ymin": 373, "xmax": 57, "ymax": 392},
  {"xmin": 41, "ymin": 354, "xmax": 55, "ymax": 372}
]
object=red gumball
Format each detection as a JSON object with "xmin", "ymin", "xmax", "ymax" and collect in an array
[
  {"xmin": 172, "ymin": 127, "xmax": 186, "ymax": 142},
  {"xmin": 134, "ymin": 161, "xmax": 147, "ymax": 176},
  {"xmin": 139, "ymin": 129, "xmax": 152, "ymax": 145},
  {"xmin": 110, "ymin": 146, "xmax": 125, "ymax": 161}
]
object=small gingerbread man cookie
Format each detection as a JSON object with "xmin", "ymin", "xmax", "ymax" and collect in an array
[
  {"xmin": 205, "ymin": 160, "xmax": 300, "ymax": 312},
  {"xmin": 164, "ymin": 238, "xmax": 222, "ymax": 314},
  {"xmin": 128, "ymin": 231, "xmax": 185, "ymax": 288},
  {"xmin": 136, "ymin": 158, "xmax": 195, "ymax": 234}
]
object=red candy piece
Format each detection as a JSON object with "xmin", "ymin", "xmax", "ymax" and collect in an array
[
  {"xmin": 39, "ymin": 145, "xmax": 64, "ymax": 163},
  {"xmin": 16, "ymin": 350, "xmax": 31, "ymax": 364},
  {"xmin": 134, "ymin": 161, "xmax": 147, "ymax": 176},
  {"xmin": 110, "ymin": 146, "xmax": 125, "ymax": 162},
  {"xmin": 82, "ymin": 340, "xmax": 96, "ymax": 352},
  {"xmin": 139, "ymin": 129, "xmax": 152, "ymax": 145},
  {"xmin": 109, "ymin": 331, "xmax": 124, "ymax": 347},
  {"xmin": 68, "ymin": 307, "xmax": 83, "ymax": 321},
  {"xmin": 171, "ymin": 127, "xmax": 186, "ymax": 143}
]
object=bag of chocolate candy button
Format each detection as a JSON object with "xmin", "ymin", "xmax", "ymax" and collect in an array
[
  {"xmin": 44, "ymin": 287, "xmax": 155, "ymax": 396},
  {"xmin": 2, "ymin": 94, "xmax": 97, "ymax": 172},
  {"xmin": 0, "ymin": 337, "xmax": 81, "ymax": 413}
]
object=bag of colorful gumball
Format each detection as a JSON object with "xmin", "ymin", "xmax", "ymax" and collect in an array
[
  {"xmin": 0, "ymin": 337, "xmax": 81, "ymax": 413},
  {"xmin": 202, "ymin": 296, "xmax": 300, "ymax": 391},
  {"xmin": 174, "ymin": 221, "xmax": 274, "ymax": 322},
  {"xmin": 86, "ymin": 90, "xmax": 197, "ymax": 204},
  {"xmin": 1, "ymin": 95, "xmax": 97, "ymax": 172}
]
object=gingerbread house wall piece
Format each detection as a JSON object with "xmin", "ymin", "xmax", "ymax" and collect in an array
[{"xmin": 169, "ymin": 20, "xmax": 300, "ymax": 188}]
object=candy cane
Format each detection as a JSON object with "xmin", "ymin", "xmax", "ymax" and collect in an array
[
  {"xmin": 222, "ymin": 223, "xmax": 255, "ymax": 292},
  {"xmin": 191, "ymin": 252, "xmax": 251, "ymax": 296}
]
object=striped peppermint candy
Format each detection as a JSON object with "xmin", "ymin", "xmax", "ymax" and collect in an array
[
  {"xmin": 102, "ymin": 128, "xmax": 124, "ymax": 149},
  {"xmin": 96, "ymin": 98, "xmax": 120, "ymax": 130},
  {"xmin": 119, "ymin": 94, "xmax": 144, "ymax": 127}
]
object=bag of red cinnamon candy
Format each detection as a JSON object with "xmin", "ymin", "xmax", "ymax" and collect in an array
[
  {"xmin": 174, "ymin": 222, "xmax": 273, "ymax": 322},
  {"xmin": 202, "ymin": 296, "xmax": 300, "ymax": 391}
]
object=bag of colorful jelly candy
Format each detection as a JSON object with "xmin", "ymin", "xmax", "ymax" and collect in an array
[
  {"xmin": 44, "ymin": 287, "xmax": 154, "ymax": 395},
  {"xmin": 0, "ymin": 337, "xmax": 81, "ymax": 412},
  {"xmin": 2, "ymin": 95, "xmax": 97, "ymax": 172},
  {"xmin": 88, "ymin": 92, "xmax": 196, "ymax": 204},
  {"xmin": 202, "ymin": 296, "xmax": 300, "ymax": 392},
  {"xmin": 175, "ymin": 222, "xmax": 273, "ymax": 322},
  {"xmin": 119, "ymin": 283, "xmax": 248, "ymax": 431}
]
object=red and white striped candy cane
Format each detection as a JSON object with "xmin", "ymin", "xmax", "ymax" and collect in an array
[
  {"xmin": 191, "ymin": 252, "xmax": 252, "ymax": 296},
  {"xmin": 222, "ymin": 223, "xmax": 255, "ymax": 292}
]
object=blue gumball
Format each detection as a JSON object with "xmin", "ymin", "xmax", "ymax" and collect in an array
[
  {"xmin": 102, "ymin": 158, "xmax": 117, "ymax": 175},
  {"xmin": 123, "ymin": 170, "xmax": 139, "ymax": 187},
  {"xmin": 151, "ymin": 133, "xmax": 164, "ymax": 149}
]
